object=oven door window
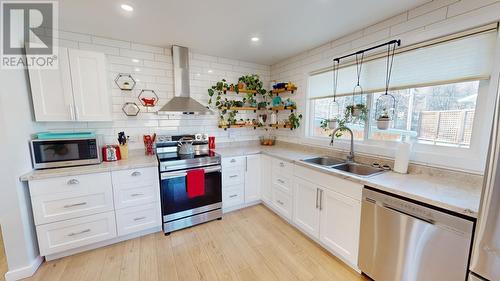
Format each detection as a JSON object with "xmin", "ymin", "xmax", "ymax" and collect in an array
[
  {"xmin": 32, "ymin": 140, "xmax": 97, "ymax": 163},
  {"xmin": 161, "ymin": 169, "xmax": 222, "ymax": 215}
]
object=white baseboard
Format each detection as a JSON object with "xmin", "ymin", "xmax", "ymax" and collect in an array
[
  {"xmin": 4, "ymin": 255, "xmax": 43, "ymax": 281},
  {"xmin": 46, "ymin": 226, "xmax": 161, "ymax": 261}
]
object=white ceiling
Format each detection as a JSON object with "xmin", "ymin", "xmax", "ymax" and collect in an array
[{"xmin": 58, "ymin": 0, "xmax": 429, "ymax": 65}]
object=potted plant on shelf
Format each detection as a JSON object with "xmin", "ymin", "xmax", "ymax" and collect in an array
[
  {"xmin": 288, "ymin": 113, "xmax": 303, "ymax": 130},
  {"xmin": 376, "ymin": 110, "xmax": 391, "ymax": 130},
  {"xmin": 258, "ymin": 101, "xmax": 268, "ymax": 110},
  {"xmin": 243, "ymin": 93, "xmax": 257, "ymax": 107}
]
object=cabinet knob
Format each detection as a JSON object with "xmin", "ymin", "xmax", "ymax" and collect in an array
[
  {"xmin": 67, "ymin": 179, "xmax": 80, "ymax": 185},
  {"xmin": 230, "ymin": 159, "xmax": 236, "ymax": 163}
]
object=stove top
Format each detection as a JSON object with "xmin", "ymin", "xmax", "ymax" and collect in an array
[{"xmin": 156, "ymin": 134, "xmax": 220, "ymax": 172}]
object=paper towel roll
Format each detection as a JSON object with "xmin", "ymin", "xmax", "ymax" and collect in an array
[{"xmin": 394, "ymin": 137, "xmax": 412, "ymax": 174}]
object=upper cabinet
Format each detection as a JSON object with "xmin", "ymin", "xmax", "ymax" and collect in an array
[{"xmin": 28, "ymin": 47, "xmax": 111, "ymax": 122}]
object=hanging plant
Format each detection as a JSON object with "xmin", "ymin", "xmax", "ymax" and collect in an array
[
  {"xmin": 376, "ymin": 109, "xmax": 391, "ymax": 130},
  {"xmin": 288, "ymin": 113, "xmax": 303, "ymax": 130},
  {"xmin": 345, "ymin": 104, "xmax": 368, "ymax": 122},
  {"xmin": 208, "ymin": 79, "xmax": 230, "ymax": 108}
]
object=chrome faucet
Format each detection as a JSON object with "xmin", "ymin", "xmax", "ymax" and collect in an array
[{"xmin": 330, "ymin": 127, "xmax": 354, "ymax": 162}]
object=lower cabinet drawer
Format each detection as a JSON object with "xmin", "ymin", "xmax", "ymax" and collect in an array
[
  {"xmin": 36, "ymin": 211, "xmax": 117, "ymax": 256},
  {"xmin": 31, "ymin": 188, "xmax": 114, "ymax": 225},
  {"xmin": 114, "ymin": 184, "xmax": 159, "ymax": 210},
  {"xmin": 272, "ymin": 184, "xmax": 292, "ymax": 220},
  {"xmin": 222, "ymin": 168, "xmax": 244, "ymax": 186},
  {"xmin": 222, "ymin": 185, "xmax": 244, "ymax": 209},
  {"xmin": 116, "ymin": 203, "xmax": 161, "ymax": 236}
]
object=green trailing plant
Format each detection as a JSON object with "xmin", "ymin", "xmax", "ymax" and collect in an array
[
  {"xmin": 208, "ymin": 79, "xmax": 230, "ymax": 108},
  {"xmin": 288, "ymin": 113, "xmax": 303, "ymax": 130},
  {"xmin": 243, "ymin": 93, "xmax": 257, "ymax": 107},
  {"xmin": 345, "ymin": 103, "xmax": 368, "ymax": 122}
]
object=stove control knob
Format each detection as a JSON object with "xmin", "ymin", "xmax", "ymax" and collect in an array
[{"xmin": 195, "ymin": 134, "xmax": 202, "ymax": 141}]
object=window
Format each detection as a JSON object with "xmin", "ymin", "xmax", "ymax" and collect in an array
[{"xmin": 368, "ymin": 81, "xmax": 479, "ymax": 148}]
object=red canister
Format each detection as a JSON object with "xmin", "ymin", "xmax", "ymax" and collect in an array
[{"xmin": 208, "ymin": 136, "xmax": 215, "ymax": 149}]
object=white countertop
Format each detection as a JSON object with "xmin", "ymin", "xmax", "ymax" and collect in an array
[
  {"xmin": 20, "ymin": 150, "xmax": 158, "ymax": 181},
  {"xmin": 216, "ymin": 145, "xmax": 482, "ymax": 218}
]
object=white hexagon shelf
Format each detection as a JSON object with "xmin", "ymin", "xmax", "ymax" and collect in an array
[{"xmin": 122, "ymin": 102, "xmax": 140, "ymax": 116}]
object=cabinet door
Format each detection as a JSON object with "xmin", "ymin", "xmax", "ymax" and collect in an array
[
  {"xmin": 293, "ymin": 177, "xmax": 321, "ymax": 238},
  {"xmin": 260, "ymin": 155, "xmax": 272, "ymax": 203},
  {"xmin": 68, "ymin": 49, "xmax": 111, "ymax": 121},
  {"xmin": 319, "ymin": 188, "xmax": 361, "ymax": 266},
  {"xmin": 28, "ymin": 47, "xmax": 75, "ymax": 121},
  {"xmin": 244, "ymin": 154, "xmax": 261, "ymax": 203}
]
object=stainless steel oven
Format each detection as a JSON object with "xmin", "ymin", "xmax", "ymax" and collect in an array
[
  {"xmin": 160, "ymin": 165, "xmax": 222, "ymax": 234},
  {"xmin": 30, "ymin": 137, "xmax": 101, "ymax": 169},
  {"xmin": 156, "ymin": 134, "xmax": 222, "ymax": 235}
]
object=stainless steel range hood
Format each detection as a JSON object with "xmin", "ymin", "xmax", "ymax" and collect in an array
[{"xmin": 157, "ymin": 45, "xmax": 212, "ymax": 115}]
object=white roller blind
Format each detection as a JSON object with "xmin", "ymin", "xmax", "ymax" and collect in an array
[{"xmin": 309, "ymin": 30, "xmax": 497, "ymax": 99}]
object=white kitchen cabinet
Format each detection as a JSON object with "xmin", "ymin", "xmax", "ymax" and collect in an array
[
  {"xmin": 260, "ymin": 154, "xmax": 272, "ymax": 204},
  {"xmin": 68, "ymin": 49, "xmax": 111, "ymax": 121},
  {"xmin": 271, "ymin": 184, "xmax": 292, "ymax": 220},
  {"xmin": 293, "ymin": 177, "xmax": 321, "ymax": 238},
  {"xmin": 28, "ymin": 47, "xmax": 74, "ymax": 121},
  {"xmin": 319, "ymin": 187, "xmax": 361, "ymax": 267},
  {"xmin": 27, "ymin": 47, "xmax": 111, "ymax": 122},
  {"xmin": 244, "ymin": 154, "xmax": 261, "ymax": 203}
]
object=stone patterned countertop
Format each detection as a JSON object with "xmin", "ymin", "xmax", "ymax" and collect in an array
[
  {"xmin": 216, "ymin": 145, "xmax": 482, "ymax": 218},
  {"xmin": 20, "ymin": 150, "xmax": 158, "ymax": 181}
]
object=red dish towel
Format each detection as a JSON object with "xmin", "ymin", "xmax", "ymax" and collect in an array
[{"xmin": 186, "ymin": 169, "xmax": 205, "ymax": 198}]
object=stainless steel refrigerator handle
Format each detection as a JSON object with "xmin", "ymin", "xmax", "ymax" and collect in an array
[{"xmin": 161, "ymin": 165, "xmax": 221, "ymax": 179}]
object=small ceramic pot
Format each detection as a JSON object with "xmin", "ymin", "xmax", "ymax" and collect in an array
[
  {"xmin": 352, "ymin": 108, "xmax": 362, "ymax": 117},
  {"xmin": 376, "ymin": 118, "xmax": 391, "ymax": 130},
  {"xmin": 328, "ymin": 119, "xmax": 338, "ymax": 129}
]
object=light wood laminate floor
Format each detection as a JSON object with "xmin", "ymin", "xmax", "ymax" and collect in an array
[
  {"xmin": 1, "ymin": 227, "xmax": 7, "ymax": 281},
  {"xmin": 24, "ymin": 204, "xmax": 369, "ymax": 281}
]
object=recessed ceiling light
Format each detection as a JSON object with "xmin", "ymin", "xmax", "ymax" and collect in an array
[
  {"xmin": 131, "ymin": 58, "xmax": 139, "ymax": 63},
  {"xmin": 120, "ymin": 4, "xmax": 134, "ymax": 12},
  {"xmin": 251, "ymin": 37, "xmax": 260, "ymax": 42},
  {"xmin": 207, "ymin": 69, "xmax": 213, "ymax": 73}
]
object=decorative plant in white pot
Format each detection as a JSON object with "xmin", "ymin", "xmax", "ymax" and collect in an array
[{"xmin": 376, "ymin": 109, "xmax": 391, "ymax": 130}]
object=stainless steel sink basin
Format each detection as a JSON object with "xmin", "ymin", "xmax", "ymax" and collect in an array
[
  {"xmin": 302, "ymin": 157, "xmax": 346, "ymax": 167},
  {"xmin": 331, "ymin": 162, "xmax": 385, "ymax": 177}
]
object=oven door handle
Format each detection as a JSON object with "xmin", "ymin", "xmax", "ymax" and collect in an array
[{"xmin": 161, "ymin": 165, "xmax": 222, "ymax": 179}]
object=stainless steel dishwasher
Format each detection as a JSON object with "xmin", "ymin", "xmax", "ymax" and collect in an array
[{"xmin": 359, "ymin": 188, "xmax": 474, "ymax": 281}]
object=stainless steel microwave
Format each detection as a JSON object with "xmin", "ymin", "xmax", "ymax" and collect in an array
[{"xmin": 30, "ymin": 137, "xmax": 102, "ymax": 169}]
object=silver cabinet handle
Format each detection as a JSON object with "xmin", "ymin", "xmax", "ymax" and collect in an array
[
  {"xmin": 229, "ymin": 194, "xmax": 238, "ymax": 198},
  {"xmin": 316, "ymin": 188, "xmax": 319, "ymax": 209},
  {"xmin": 279, "ymin": 162, "xmax": 285, "ymax": 167},
  {"xmin": 67, "ymin": 228, "xmax": 91, "ymax": 237},
  {"xmin": 229, "ymin": 175, "xmax": 238, "ymax": 178},
  {"xmin": 134, "ymin": 216, "xmax": 146, "ymax": 221},
  {"xmin": 230, "ymin": 159, "xmax": 236, "ymax": 163},
  {"xmin": 319, "ymin": 190, "xmax": 324, "ymax": 210},
  {"xmin": 130, "ymin": 193, "xmax": 144, "ymax": 197},
  {"xmin": 63, "ymin": 202, "xmax": 87, "ymax": 208},
  {"xmin": 277, "ymin": 200, "xmax": 284, "ymax": 205},
  {"xmin": 67, "ymin": 179, "xmax": 80, "ymax": 185},
  {"xmin": 277, "ymin": 179, "xmax": 285, "ymax": 184},
  {"xmin": 131, "ymin": 171, "xmax": 142, "ymax": 177},
  {"xmin": 245, "ymin": 157, "xmax": 248, "ymax": 172}
]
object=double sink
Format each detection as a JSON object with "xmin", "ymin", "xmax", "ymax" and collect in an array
[{"xmin": 301, "ymin": 157, "xmax": 385, "ymax": 177}]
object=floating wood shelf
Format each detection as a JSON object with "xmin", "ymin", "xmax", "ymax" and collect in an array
[
  {"xmin": 220, "ymin": 106, "xmax": 258, "ymax": 111},
  {"xmin": 223, "ymin": 88, "xmax": 257, "ymax": 94},
  {"xmin": 218, "ymin": 124, "xmax": 260, "ymax": 130},
  {"xmin": 269, "ymin": 124, "xmax": 292, "ymax": 129},
  {"xmin": 270, "ymin": 106, "xmax": 296, "ymax": 112},
  {"xmin": 271, "ymin": 87, "xmax": 297, "ymax": 94}
]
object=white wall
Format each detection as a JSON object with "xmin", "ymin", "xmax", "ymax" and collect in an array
[
  {"xmin": 35, "ymin": 31, "xmax": 271, "ymax": 149},
  {"xmin": 0, "ymin": 67, "xmax": 41, "ymax": 281},
  {"xmin": 270, "ymin": 0, "xmax": 500, "ymax": 172}
]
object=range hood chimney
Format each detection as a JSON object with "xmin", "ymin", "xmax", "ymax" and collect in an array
[{"xmin": 157, "ymin": 45, "xmax": 212, "ymax": 115}]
